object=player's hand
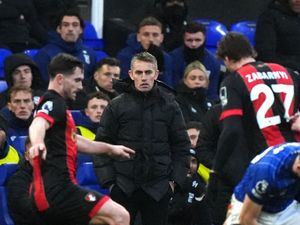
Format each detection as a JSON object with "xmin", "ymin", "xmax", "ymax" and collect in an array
[
  {"xmin": 29, "ymin": 143, "xmax": 47, "ymax": 160},
  {"xmin": 291, "ymin": 114, "xmax": 300, "ymax": 132},
  {"xmin": 108, "ymin": 144, "xmax": 135, "ymax": 159}
]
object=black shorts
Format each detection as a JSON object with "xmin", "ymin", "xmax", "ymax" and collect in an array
[{"xmin": 33, "ymin": 182, "xmax": 110, "ymax": 225}]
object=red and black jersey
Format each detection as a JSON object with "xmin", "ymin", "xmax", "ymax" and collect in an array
[
  {"xmin": 215, "ymin": 61, "xmax": 300, "ymax": 186},
  {"xmin": 35, "ymin": 90, "xmax": 77, "ymax": 184}
]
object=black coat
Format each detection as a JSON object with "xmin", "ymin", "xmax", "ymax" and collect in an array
[
  {"xmin": 196, "ymin": 104, "xmax": 222, "ymax": 169},
  {"xmin": 93, "ymin": 83, "xmax": 190, "ymax": 201},
  {"xmin": 255, "ymin": 0, "xmax": 300, "ymax": 72},
  {"xmin": 0, "ymin": 0, "xmax": 47, "ymax": 50},
  {"xmin": 175, "ymin": 82, "xmax": 210, "ymax": 123}
]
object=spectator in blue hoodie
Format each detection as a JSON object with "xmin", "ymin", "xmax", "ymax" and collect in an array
[
  {"xmin": 170, "ymin": 22, "xmax": 223, "ymax": 100},
  {"xmin": 117, "ymin": 16, "xmax": 174, "ymax": 87},
  {"xmin": 34, "ymin": 10, "xmax": 97, "ymax": 89}
]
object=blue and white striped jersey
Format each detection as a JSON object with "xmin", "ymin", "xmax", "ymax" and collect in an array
[{"xmin": 234, "ymin": 142, "xmax": 300, "ymax": 213}]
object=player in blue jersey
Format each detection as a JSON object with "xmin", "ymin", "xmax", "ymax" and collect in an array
[{"xmin": 224, "ymin": 142, "xmax": 300, "ymax": 225}]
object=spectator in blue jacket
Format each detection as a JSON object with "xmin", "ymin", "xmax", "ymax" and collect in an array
[
  {"xmin": 34, "ymin": 10, "xmax": 97, "ymax": 89},
  {"xmin": 170, "ymin": 22, "xmax": 222, "ymax": 100},
  {"xmin": 117, "ymin": 16, "xmax": 174, "ymax": 87},
  {"xmin": 0, "ymin": 86, "xmax": 34, "ymax": 156}
]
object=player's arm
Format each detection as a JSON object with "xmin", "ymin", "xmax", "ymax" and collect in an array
[
  {"xmin": 239, "ymin": 194, "xmax": 262, "ymax": 225},
  {"xmin": 28, "ymin": 117, "xmax": 50, "ymax": 160},
  {"xmin": 76, "ymin": 134, "xmax": 135, "ymax": 159}
]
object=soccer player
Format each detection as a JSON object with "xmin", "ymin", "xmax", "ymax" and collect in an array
[
  {"xmin": 209, "ymin": 32, "xmax": 300, "ymax": 224},
  {"xmin": 224, "ymin": 142, "xmax": 300, "ymax": 225},
  {"xmin": 27, "ymin": 53, "xmax": 135, "ymax": 225}
]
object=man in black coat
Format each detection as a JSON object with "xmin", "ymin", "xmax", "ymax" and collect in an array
[
  {"xmin": 255, "ymin": 0, "xmax": 300, "ymax": 73},
  {"xmin": 0, "ymin": 0, "xmax": 47, "ymax": 53},
  {"xmin": 93, "ymin": 52, "xmax": 190, "ymax": 225}
]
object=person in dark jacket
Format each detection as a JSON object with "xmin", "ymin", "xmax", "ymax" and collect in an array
[
  {"xmin": 34, "ymin": 10, "xmax": 97, "ymax": 88},
  {"xmin": 168, "ymin": 148, "xmax": 210, "ymax": 225},
  {"xmin": 71, "ymin": 57, "xmax": 120, "ymax": 109},
  {"xmin": 176, "ymin": 61, "xmax": 211, "ymax": 123},
  {"xmin": 6, "ymin": 138, "xmax": 46, "ymax": 225},
  {"xmin": 0, "ymin": 0, "xmax": 47, "ymax": 53},
  {"xmin": 93, "ymin": 52, "xmax": 190, "ymax": 225},
  {"xmin": 0, "ymin": 53, "xmax": 43, "ymax": 109},
  {"xmin": 0, "ymin": 87, "xmax": 34, "ymax": 158},
  {"xmin": 33, "ymin": 0, "xmax": 79, "ymax": 31},
  {"xmin": 170, "ymin": 22, "xmax": 222, "ymax": 100},
  {"xmin": 150, "ymin": 0, "xmax": 188, "ymax": 52},
  {"xmin": 255, "ymin": 0, "xmax": 300, "ymax": 73},
  {"xmin": 117, "ymin": 16, "xmax": 174, "ymax": 87}
]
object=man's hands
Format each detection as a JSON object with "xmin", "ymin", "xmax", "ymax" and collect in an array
[
  {"xmin": 107, "ymin": 144, "xmax": 135, "ymax": 159},
  {"xmin": 29, "ymin": 143, "xmax": 47, "ymax": 161}
]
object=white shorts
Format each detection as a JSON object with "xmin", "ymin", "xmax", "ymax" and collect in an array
[{"xmin": 224, "ymin": 195, "xmax": 300, "ymax": 225}]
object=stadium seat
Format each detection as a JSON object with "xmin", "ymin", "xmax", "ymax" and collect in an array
[
  {"xmin": 83, "ymin": 21, "xmax": 104, "ymax": 50},
  {"xmin": 194, "ymin": 19, "xmax": 228, "ymax": 54},
  {"xmin": 8, "ymin": 135, "xmax": 27, "ymax": 157},
  {"xmin": 0, "ymin": 49, "xmax": 12, "ymax": 79},
  {"xmin": 0, "ymin": 80, "xmax": 8, "ymax": 93},
  {"xmin": 230, "ymin": 20, "xmax": 256, "ymax": 46},
  {"xmin": 95, "ymin": 50, "xmax": 108, "ymax": 62},
  {"xmin": 0, "ymin": 164, "xmax": 19, "ymax": 225},
  {"xmin": 76, "ymin": 162, "xmax": 109, "ymax": 195},
  {"xmin": 23, "ymin": 49, "xmax": 39, "ymax": 58}
]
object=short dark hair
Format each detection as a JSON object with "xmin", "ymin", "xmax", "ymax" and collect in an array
[
  {"xmin": 8, "ymin": 86, "xmax": 33, "ymax": 103},
  {"xmin": 184, "ymin": 22, "xmax": 206, "ymax": 35},
  {"xmin": 95, "ymin": 57, "xmax": 120, "ymax": 71},
  {"xmin": 56, "ymin": 10, "xmax": 85, "ymax": 29},
  {"xmin": 138, "ymin": 16, "xmax": 163, "ymax": 31},
  {"xmin": 48, "ymin": 53, "xmax": 84, "ymax": 79},
  {"xmin": 186, "ymin": 121, "xmax": 202, "ymax": 131},
  {"xmin": 217, "ymin": 32, "xmax": 257, "ymax": 61},
  {"xmin": 130, "ymin": 52, "xmax": 158, "ymax": 69},
  {"xmin": 85, "ymin": 92, "xmax": 110, "ymax": 108}
]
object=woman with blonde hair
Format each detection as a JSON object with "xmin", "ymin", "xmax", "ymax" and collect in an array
[{"xmin": 176, "ymin": 61, "xmax": 211, "ymax": 123}]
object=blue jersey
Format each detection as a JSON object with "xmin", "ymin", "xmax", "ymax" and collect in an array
[{"xmin": 234, "ymin": 142, "xmax": 300, "ymax": 213}]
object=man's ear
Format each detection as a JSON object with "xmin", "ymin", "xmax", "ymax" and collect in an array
[
  {"xmin": 128, "ymin": 70, "xmax": 134, "ymax": 80},
  {"xmin": 56, "ymin": 73, "xmax": 64, "ymax": 85},
  {"xmin": 7, "ymin": 102, "xmax": 12, "ymax": 111}
]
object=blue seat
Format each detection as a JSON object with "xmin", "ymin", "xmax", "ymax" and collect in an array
[
  {"xmin": 76, "ymin": 162, "xmax": 109, "ymax": 195},
  {"xmin": 0, "ymin": 80, "xmax": 8, "ymax": 93},
  {"xmin": 0, "ymin": 164, "xmax": 18, "ymax": 225},
  {"xmin": 230, "ymin": 21, "xmax": 256, "ymax": 46},
  {"xmin": 7, "ymin": 136, "xmax": 27, "ymax": 157},
  {"xmin": 83, "ymin": 21, "xmax": 104, "ymax": 50},
  {"xmin": 23, "ymin": 49, "xmax": 39, "ymax": 58},
  {"xmin": 95, "ymin": 50, "xmax": 108, "ymax": 62},
  {"xmin": 0, "ymin": 49, "xmax": 12, "ymax": 79},
  {"xmin": 194, "ymin": 19, "xmax": 228, "ymax": 54}
]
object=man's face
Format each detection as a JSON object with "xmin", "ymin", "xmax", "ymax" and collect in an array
[
  {"xmin": 289, "ymin": 0, "xmax": 300, "ymax": 14},
  {"xmin": 137, "ymin": 25, "xmax": 164, "ymax": 50},
  {"xmin": 129, "ymin": 60, "xmax": 159, "ymax": 92},
  {"xmin": 62, "ymin": 67, "xmax": 84, "ymax": 100},
  {"xmin": 85, "ymin": 97, "xmax": 108, "ymax": 123},
  {"xmin": 184, "ymin": 69, "xmax": 209, "ymax": 89},
  {"xmin": 184, "ymin": 32, "xmax": 206, "ymax": 49},
  {"xmin": 57, "ymin": 16, "xmax": 83, "ymax": 42},
  {"xmin": 187, "ymin": 128, "xmax": 200, "ymax": 148},
  {"xmin": 94, "ymin": 65, "xmax": 120, "ymax": 92},
  {"xmin": 12, "ymin": 65, "xmax": 33, "ymax": 88},
  {"xmin": 8, "ymin": 91, "xmax": 34, "ymax": 120}
]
